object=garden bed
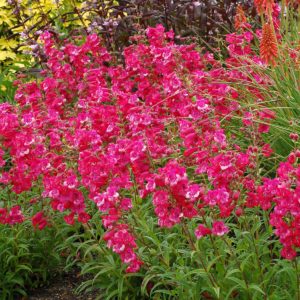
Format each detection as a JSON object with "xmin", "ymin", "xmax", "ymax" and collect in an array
[{"xmin": 27, "ymin": 270, "xmax": 99, "ymax": 300}]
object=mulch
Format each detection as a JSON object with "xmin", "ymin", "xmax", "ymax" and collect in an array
[{"xmin": 25, "ymin": 270, "xmax": 100, "ymax": 300}]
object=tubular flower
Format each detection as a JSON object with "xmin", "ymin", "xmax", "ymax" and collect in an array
[
  {"xmin": 264, "ymin": 0, "xmax": 275, "ymax": 15},
  {"xmin": 1, "ymin": 21, "xmax": 294, "ymax": 270},
  {"xmin": 260, "ymin": 23, "xmax": 278, "ymax": 66},
  {"xmin": 254, "ymin": 0, "xmax": 264, "ymax": 15},
  {"xmin": 254, "ymin": 0, "xmax": 275, "ymax": 16},
  {"xmin": 234, "ymin": 5, "xmax": 247, "ymax": 31}
]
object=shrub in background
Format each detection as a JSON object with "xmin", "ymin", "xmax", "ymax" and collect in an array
[{"xmin": 1, "ymin": 0, "xmax": 257, "ymax": 69}]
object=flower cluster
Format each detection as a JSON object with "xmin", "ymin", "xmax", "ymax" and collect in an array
[
  {"xmin": 254, "ymin": 0, "xmax": 280, "ymax": 65},
  {"xmin": 1, "ymin": 19, "xmax": 297, "ymax": 272},
  {"xmin": 195, "ymin": 221, "xmax": 229, "ymax": 239},
  {"xmin": 234, "ymin": 5, "xmax": 251, "ymax": 31},
  {"xmin": 254, "ymin": 0, "xmax": 275, "ymax": 15},
  {"xmin": 32, "ymin": 211, "xmax": 48, "ymax": 230},
  {"xmin": 260, "ymin": 22, "xmax": 279, "ymax": 66},
  {"xmin": 248, "ymin": 156, "xmax": 300, "ymax": 259},
  {"xmin": 103, "ymin": 224, "xmax": 143, "ymax": 273},
  {"xmin": 0, "ymin": 206, "xmax": 24, "ymax": 225}
]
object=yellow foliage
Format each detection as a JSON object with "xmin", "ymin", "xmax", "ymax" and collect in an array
[
  {"xmin": 0, "ymin": 9, "xmax": 15, "ymax": 27},
  {"xmin": 0, "ymin": 38, "xmax": 18, "ymax": 50},
  {"xmin": 0, "ymin": 50, "xmax": 16, "ymax": 60},
  {"xmin": 0, "ymin": 0, "xmax": 120, "ymax": 68}
]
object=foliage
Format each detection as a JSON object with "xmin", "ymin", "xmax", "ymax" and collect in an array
[
  {"xmin": 0, "ymin": 66, "xmax": 17, "ymax": 103},
  {"xmin": 260, "ymin": 5, "xmax": 300, "ymax": 158},
  {"xmin": 66, "ymin": 208, "xmax": 299, "ymax": 300},
  {"xmin": 0, "ymin": 0, "xmax": 257, "ymax": 70},
  {"xmin": 78, "ymin": 0, "xmax": 258, "ymax": 51},
  {"xmin": 0, "ymin": 0, "xmax": 97, "ymax": 69},
  {"xmin": 0, "ymin": 216, "xmax": 65, "ymax": 299}
]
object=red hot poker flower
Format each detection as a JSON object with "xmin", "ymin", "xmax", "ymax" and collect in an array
[{"xmin": 260, "ymin": 23, "xmax": 278, "ymax": 66}]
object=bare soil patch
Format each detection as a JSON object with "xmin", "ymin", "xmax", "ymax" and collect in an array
[{"xmin": 26, "ymin": 270, "xmax": 100, "ymax": 300}]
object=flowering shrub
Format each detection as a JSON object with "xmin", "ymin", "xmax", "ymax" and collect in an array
[
  {"xmin": 1, "ymin": 2, "xmax": 300, "ymax": 298},
  {"xmin": 0, "ymin": 0, "xmax": 119, "ymax": 70},
  {"xmin": 250, "ymin": 157, "xmax": 300, "ymax": 259}
]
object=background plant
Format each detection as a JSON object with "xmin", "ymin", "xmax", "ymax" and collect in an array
[{"xmin": 1, "ymin": 0, "xmax": 258, "ymax": 69}]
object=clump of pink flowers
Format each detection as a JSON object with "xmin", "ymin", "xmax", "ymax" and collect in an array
[
  {"xmin": 0, "ymin": 19, "xmax": 298, "ymax": 272},
  {"xmin": 248, "ymin": 155, "xmax": 300, "ymax": 260}
]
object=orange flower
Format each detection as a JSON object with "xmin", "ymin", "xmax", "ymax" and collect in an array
[
  {"xmin": 260, "ymin": 23, "xmax": 278, "ymax": 66},
  {"xmin": 254, "ymin": 0, "xmax": 264, "ymax": 15},
  {"xmin": 254, "ymin": 0, "xmax": 274, "ymax": 16},
  {"xmin": 264, "ymin": 0, "xmax": 275, "ymax": 15},
  {"xmin": 234, "ymin": 5, "xmax": 247, "ymax": 30}
]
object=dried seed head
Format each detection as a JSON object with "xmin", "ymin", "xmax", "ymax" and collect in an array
[{"xmin": 260, "ymin": 23, "xmax": 278, "ymax": 66}]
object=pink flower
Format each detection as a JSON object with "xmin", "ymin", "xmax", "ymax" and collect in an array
[
  {"xmin": 204, "ymin": 188, "xmax": 230, "ymax": 206},
  {"xmin": 0, "ymin": 22, "xmax": 292, "ymax": 269},
  {"xmin": 78, "ymin": 212, "xmax": 91, "ymax": 224},
  {"xmin": 212, "ymin": 221, "xmax": 229, "ymax": 236},
  {"xmin": 281, "ymin": 247, "xmax": 297, "ymax": 260},
  {"xmin": 261, "ymin": 144, "xmax": 273, "ymax": 157},
  {"xmin": 32, "ymin": 211, "xmax": 48, "ymax": 230},
  {"xmin": 195, "ymin": 224, "xmax": 211, "ymax": 239},
  {"xmin": 64, "ymin": 212, "xmax": 75, "ymax": 225}
]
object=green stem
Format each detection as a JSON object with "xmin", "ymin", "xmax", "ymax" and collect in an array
[
  {"xmin": 221, "ymin": 236, "xmax": 251, "ymax": 300},
  {"xmin": 201, "ymin": 215, "xmax": 225, "ymax": 267},
  {"xmin": 244, "ymin": 216, "xmax": 267, "ymax": 300},
  {"xmin": 294, "ymin": 258, "xmax": 300, "ymax": 300},
  {"xmin": 182, "ymin": 222, "xmax": 219, "ymax": 291}
]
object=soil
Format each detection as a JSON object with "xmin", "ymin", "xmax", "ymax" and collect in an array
[{"xmin": 25, "ymin": 270, "xmax": 100, "ymax": 300}]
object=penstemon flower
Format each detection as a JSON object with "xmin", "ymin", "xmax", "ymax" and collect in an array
[
  {"xmin": 0, "ymin": 19, "xmax": 296, "ymax": 271},
  {"xmin": 212, "ymin": 221, "xmax": 229, "ymax": 236},
  {"xmin": 195, "ymin": 224, "xmax": 211, "ymax": 239},
  {"xmin": 32, "ymin": 211, "xmax": 48, "ymax": 230}
]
